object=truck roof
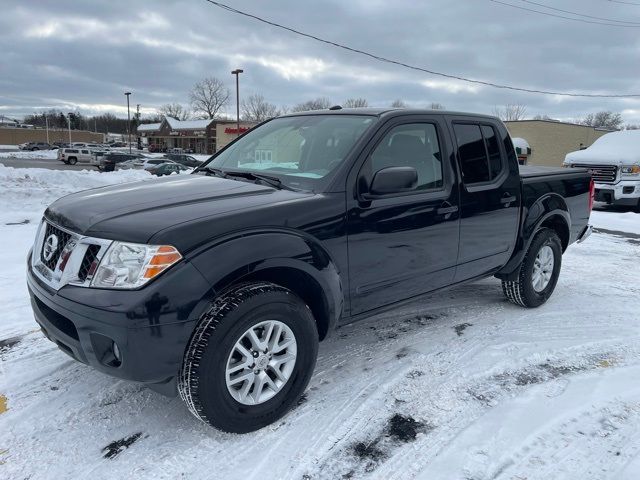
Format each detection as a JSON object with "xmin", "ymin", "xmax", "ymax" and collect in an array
[{"xmin": 280, "ymin": 107, "xmax": 501, "ymax": 121}]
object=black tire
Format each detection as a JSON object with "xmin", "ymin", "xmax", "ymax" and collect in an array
[
  {"xmin": 502, "ymin": 228, "xmax": 562, "ymax": 308},
  {"xmin": 67, "ymin": 157, "xmax": 77, "ymax": 165},
  {"xmin": 178, "ymin": 282, "xmax": 318, "ymax": 433}
]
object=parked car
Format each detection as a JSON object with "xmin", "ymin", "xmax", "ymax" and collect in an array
[
  {"xmin": 564, "ymin": 130, "xmax": 640, "ymax": 210},
  {"xmin": 101, "ymin": 152, "xmax": 147, "ymax": 171},
  {"xmin": 27, "ymin": 109, "xmax": 593, "ymax": 433},
  {"xmin": 148, "ymin": 162, "xmax": 190, "ymax": 176},
  {"xmin": 71, "ymin": 142, "xmax": 88, "ymax": 148},
  {"xmin": 57, "ymin": 147, "xmax": 95, "ymax": 165},
  {"xmin": 52, "ymin": 142, "xmax": 70, "ymax": 149},
  {"xmin": 19, "ymin": 142, "xmax": 52, "ymax": 151},
  {"xmin": 164, "ymin": 153, "xmax": 203, "ymax": 168},
  {"xmin": 113, "ymin": 158, "xmax": 175, "ymax": 171}
]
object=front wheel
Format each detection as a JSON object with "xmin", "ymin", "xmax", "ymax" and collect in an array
[
  {"xmin": 67, "ymin": 157, "xmax": 77, "ymax": 165},
  {"xmin": 178, "ymin": 282, "xmax": 318, "ymax": 433},
  {"xmin": 502, "ymin": 228, "xmax": 562, "ymax": 308}
]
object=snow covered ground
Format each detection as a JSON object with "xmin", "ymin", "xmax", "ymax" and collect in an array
[{"xmin": 1, "ymin": 167, "xmax": 639, "ymax": 479}]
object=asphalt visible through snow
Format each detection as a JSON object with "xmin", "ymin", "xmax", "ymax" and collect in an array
[{"xmin": 0, "ymin": 157, "xmax": 91, "ymax": 170}]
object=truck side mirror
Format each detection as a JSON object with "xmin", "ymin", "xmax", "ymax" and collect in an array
[{"xmin": 368, "ymin": 166, "xmax": 418, "ymax": 196}]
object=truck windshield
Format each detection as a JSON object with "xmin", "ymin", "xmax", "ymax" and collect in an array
[{"xmin": 200, "ymin": 115, "xmax": 375, "ymax": 191}]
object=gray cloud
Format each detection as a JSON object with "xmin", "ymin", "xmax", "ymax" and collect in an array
[{"xmin": 1, "ymin": 0, "xmax": 639, "ymax": 122}]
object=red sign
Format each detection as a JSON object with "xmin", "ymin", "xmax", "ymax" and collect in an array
[{"xmin": 224, "ymin": 127, "xmax": 249, "ymax": 134}]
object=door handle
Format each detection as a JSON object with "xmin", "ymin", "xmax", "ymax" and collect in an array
[
  {"xmin": 500, "ymin": 194, "xmax": 517, "ymax": 204},
  {"xmin": 437, "ymin": 205, "xmax": 459, "ymax": 215}
]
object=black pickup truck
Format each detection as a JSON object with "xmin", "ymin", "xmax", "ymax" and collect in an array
[{"xmin": 27, "ymin": 108, "xmax": 593, "ymax": 432}]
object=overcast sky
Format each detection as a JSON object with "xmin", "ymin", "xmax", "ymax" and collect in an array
[{"xmin": 1, "ymin": 0, "xmax": 639, "ymax": 123}]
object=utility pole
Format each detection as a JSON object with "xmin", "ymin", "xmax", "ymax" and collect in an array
[
  {"xmin": 67, "ymin": 112, "xmax": 72, "ymax": 144},
  {"xmin": 125, "ymin": 92, "xmax": 132, "ymax": 153},
  {"xmin": 231, "ymin": 69, "xmax": 243, "ymax": 137},
  {"xmin": 136, "ymin": 104, "xmax": 141, "ymax": 150},
  {"xmin": 45, "ymin": 115, "xmax": 49, "ymax": 144}
]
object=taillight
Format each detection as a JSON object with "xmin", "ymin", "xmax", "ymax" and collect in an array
[{"xmin": 588, "ymin": 178, "xmax": 595, "ymax": 211}]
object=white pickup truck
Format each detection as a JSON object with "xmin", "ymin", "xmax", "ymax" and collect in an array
[{"xmin": 564, "ymin": 130, "xmax": 640, "ymax": 210}]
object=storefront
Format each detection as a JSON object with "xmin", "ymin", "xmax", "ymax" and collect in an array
[{"xmin": 138, "ymin": 117, "xmax": 256, "ymax": 154}]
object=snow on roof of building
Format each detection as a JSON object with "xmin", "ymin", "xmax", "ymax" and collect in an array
[
  {"xmin": 137, "ymin": 122, "xmax": 161, "ymax": 132},
  {"xmin": 164, "ymin": 117, "xmax": 213, "ymax": 131},
  {"xmin": 565, "ymin": 130, "xmax": 640, "ymax": 164}
]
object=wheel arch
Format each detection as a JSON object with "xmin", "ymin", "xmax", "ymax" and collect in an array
[
  {"xmin": 188, "ymin": 230, "xmax": 344, "ymax": 341},
  {"xmin": 497, "ymin": 193, "xmax": 570, "ymax": 280}
]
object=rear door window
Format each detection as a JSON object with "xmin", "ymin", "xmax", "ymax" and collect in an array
[{"xmin": 454, "ymin": 123, "xmax": 505, "ymax": 184}]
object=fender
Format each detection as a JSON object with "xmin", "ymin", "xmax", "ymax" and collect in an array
[
  {"xmin": 496, "ymin": 192, "xmax": 570, "ymax": 280},
  {"xmin": 186, "ymin": 228, "xmax": 344, "ymax": 338}
]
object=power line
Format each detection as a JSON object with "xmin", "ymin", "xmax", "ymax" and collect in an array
[
  {"xmin": 489, "ymin": 0, "xmax": 640, "ymax": 26},
  {"xmin": 606, "ymin": 0, "xmax": 640, "ymax": 5},
  {"xmin": 517, "ymin": 0, "xmax": 640, "ymax": 24},
  {"xmin": 202, "ymin": 0, "xmax": 640, "ymax": 98}
]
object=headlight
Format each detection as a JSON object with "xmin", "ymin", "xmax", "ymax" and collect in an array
[
  {"xmin": 621, "ymin": 165, "xmax": 640, "ymax": 175},
  {"xmin": 91, "ymin": 242, "xmax": 182, "ymax": 289}
]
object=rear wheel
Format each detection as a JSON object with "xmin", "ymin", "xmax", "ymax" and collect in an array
[
  {"xmin": 178, "ymin": 282, "xmax": 318, "ymax": 433},
  {"xmin": 502, "ymin": 228, "xmax": 562, "ymax": 308}
]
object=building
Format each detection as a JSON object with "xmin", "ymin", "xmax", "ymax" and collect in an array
[
  {"xmin": 505, "ymin": 120, "xmax": 613, "ymax": 167},
  {"xmin": 0, "ymin": 127, "xmax": 103, "ymax": 145},
  {"xmin": 138, "ymin": 116, "xmax": 257, "ymax": 154}
]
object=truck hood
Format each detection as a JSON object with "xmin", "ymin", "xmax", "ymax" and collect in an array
[
  {"xmin": 565, "ymin": 130, "xmax": 640, "ymax": 165},
  {"xmin": 45, "ymin": 174, "xmax": 309, "ymax": 244}
]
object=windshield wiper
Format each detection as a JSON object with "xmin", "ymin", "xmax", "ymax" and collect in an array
[
  {"xmin": 223, "ymin": 170, "xmax": 297, "ymax": 191},
  {"xmin": 199, "ymin": 166, "xmax": 229, "ymax": 178}
]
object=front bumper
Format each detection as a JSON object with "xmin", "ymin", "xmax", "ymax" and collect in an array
[
  {"xmin": 595, "ymin": 181, "xmax": 640, "ymax": 206},
  {"xmin": 27, "ymin": 252, "xmax": 212, "ymax": 396}
]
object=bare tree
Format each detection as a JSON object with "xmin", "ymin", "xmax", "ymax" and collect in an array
[
  {"xmin": 343, "ymin": 98, "xmax": 369, "ymax": 108},
  {"xmin": 391, "ymin": 99, "xmax": 407, "ymax": 108},
  {"xmin": 241, "ymin": 94, "xmax": 280, "ymax": 122},
  {"xmin": 291, "ymin": 97, "xmax": 332, "ymax": 112},
  {"xmin": 533, "ymin": 114, "xmax": 557, "ymax": 121},
  {"xmin": 579, "ymin": 111, "xmax": 623, "ymax": 130},
  {"xmin": 429, "ymin": 102, "xmax": 446, "ymax": 110},
  {"xmin": 159, "ymin": 103, "xmax": 191, "ymax": 121},
  {"xmin": 189, "ymin": 77, "xmax": 230, "ymax": 119},
  {"xmin": 492, "ymin": 104, "xmax": 527, "ymax": 121}
]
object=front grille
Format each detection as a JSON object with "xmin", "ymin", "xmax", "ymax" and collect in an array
[
  {"xmin": 78, "ymin": 244, "xmax": 101, "ymax": 281},
  {"xmin": 572, "ymin": 164, "xmax": 617, "ymax": 184},
  {"xmin": 40, "ymin": 222, "xmax": 72, "ymax": 270}
]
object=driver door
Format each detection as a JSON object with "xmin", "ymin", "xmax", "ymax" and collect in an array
[{"xmin": 346, "ymin": 117, "xmax": 460, "ymax": 315}]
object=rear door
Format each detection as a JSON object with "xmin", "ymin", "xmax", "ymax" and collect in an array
[
  {"xmin": 346, "ymin": 115, "xmax": 461, "ymax": 315},
  {"xmin": 447, "ymin": 117, "xmax": 521, "ymax": 281}
]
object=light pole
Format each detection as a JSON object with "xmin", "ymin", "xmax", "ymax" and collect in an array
[
  {"xmin": 67, "ymin": 112, "xmax": 73, "ymax": 144},
  {"xmin": 125, "ymin": 91, "xmax": 132, "ymax": 153},
  {"xmin": 231, "ymin": 69, "xmax": 243, "ymax": 137}
]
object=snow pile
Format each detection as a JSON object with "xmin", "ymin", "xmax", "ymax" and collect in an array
[
  {"xmin": 0, "ymin": 149, "xmax": 58, "ymax": 160},
  {"xmin": 565, "ymin": 130, "xmax": 640, "ymax": 165},
  {"xmin": 0, "ymin": 144, "xmax": 19, "ymax": 150},
  {"xmin": 0, "ymin": 165, "xmax": 151, "ymax": 230}
]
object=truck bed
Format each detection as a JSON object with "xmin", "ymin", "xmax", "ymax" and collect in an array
[{"xmin": 519, "ymin": 165, "xmax": 586, "ymax": 178}]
